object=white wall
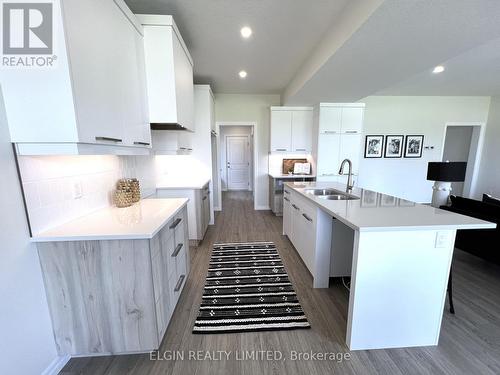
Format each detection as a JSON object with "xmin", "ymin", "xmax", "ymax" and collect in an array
[
  {"xmin": 0, "ymin": 91, "xmax": 59, "ymax": 375},
  {"xmin": 220, "ymin": 125, "xmax": 253, "ymax": 191},
  {"xmin": 357, "ymin": 96, "xmax": 491, "ymax": 202},
  {"xmin": 18, "ymin": 155, "xmax": 156, "ymax": 235},
  {"xmin": 476, "ymin": 96, "xmax": 500, "ymax": 198},
  {"xmin": 214, "ymin": 94, "xmax": 281, "ymax": 209}
]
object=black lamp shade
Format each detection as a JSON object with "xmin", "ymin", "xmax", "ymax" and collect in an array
[{"xmin": 427, "ymin": 162, "xmax": 467, "ymax": 182}]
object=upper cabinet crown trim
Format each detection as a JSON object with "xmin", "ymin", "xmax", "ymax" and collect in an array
[
  {"xmin": 113, "ymin": 0, "xmax": 143, "ymax": 36},
  {"xmin": 137, "ymin": 14, "xmax": 193, "ymax": 67}
]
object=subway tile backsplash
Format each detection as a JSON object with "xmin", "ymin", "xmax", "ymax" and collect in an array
[{"xmin": 18, "ymin": 155, "xmax": 155, "ymax": 235}]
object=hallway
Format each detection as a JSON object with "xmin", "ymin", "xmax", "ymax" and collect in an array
[{"xmin": 61, "ymin": 192, "xmax": 500, "ymax": 375}]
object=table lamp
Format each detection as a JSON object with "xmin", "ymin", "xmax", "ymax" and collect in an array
[{"xmin": 427, "ymin": 161, "xmax": 467, "ymax": 207}]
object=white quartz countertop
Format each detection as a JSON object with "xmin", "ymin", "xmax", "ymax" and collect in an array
[
  {"xmin": 269, "ymin": 173, "xmax": 316, "ymax": 179},
  {"xmin": 31, "ymin": 198, "xmax": 189, "ymax": 242},
  {"xmin": 156, "ymin": 178, "xmax": 210, "ymax": 190},
  {"xmin": 285, "ymin": 181, "xmax": 496, "ymax": 232}
]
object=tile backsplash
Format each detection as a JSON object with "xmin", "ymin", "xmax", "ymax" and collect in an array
[{"xmin": 18, "ymin": 155, "xmax": 155, "ymax": 234}]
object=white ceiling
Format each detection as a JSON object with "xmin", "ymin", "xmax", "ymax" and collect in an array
[
  {"xmin": 125, "ymin": 0, "xmax": 349, "ymax": 94},
  {"xmin": 284, "ymin": 0, "xmax": 500, "ymax": 104},
  {"xmin": 126, "ymin": 0, "xmax": 500, "ymax": 101}
]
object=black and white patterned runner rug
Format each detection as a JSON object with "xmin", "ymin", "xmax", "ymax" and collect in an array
[{"xmin": 193, "ymin": 241, "xmax": 311, "ymax": 333}]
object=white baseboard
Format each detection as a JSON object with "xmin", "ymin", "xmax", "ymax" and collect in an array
[
  {"xmin": 42, "ymin": 355, "xmax": 71, "ymax": 375},
  {"xmin": 255, "ymin": 205, "xmax": 271, "ymax": 210}
]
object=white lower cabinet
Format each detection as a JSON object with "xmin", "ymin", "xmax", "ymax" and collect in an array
[{"xmin": 283, "ymin": 189, "xmax": 317, "ymax": 274}]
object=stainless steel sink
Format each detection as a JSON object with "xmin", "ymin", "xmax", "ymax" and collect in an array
[
  {"xmin": 304, "ymin": 188, "xmax": 360, "ymax": 200},
  {"xmin": 317, "ymin": 194, "xmax": 359, "ymax": 201},
  {"xmin": 304, "ymin": 189, "xmax": 340, "ymax": 196}
]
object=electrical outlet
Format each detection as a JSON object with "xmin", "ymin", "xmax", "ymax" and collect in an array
[
  {"xmin": 435, "ymin": 231, "xmax": 451, "ymax": 248},
  {"xmin": 73, "ymin": 180, "xmax": 83, "ymax": 199}
]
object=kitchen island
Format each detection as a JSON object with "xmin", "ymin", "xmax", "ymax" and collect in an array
[{"xmin": 283, "ymin": 182, "xmax": 495, "ymax": 350}]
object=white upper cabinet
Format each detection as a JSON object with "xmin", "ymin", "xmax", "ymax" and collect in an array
[
  {"xmin": 139, "ymin": 15, "xmax": 194, "ymax": 132},
  {"xmin": 270, "ymin": 107, "xmax": 313, "ymax": 153},
  {"xmin": 291, "ymin": 110, "xmax": 313, "ymax": 152},
  {"xmin": 319, "ymin": 106, "xmax": 342, "ymax": 134},
  {"xmin": 314, "ymin": 103, "xmax": 365, "ymax": 182},
  {"xmin": 0, "ymin": 0, "xmax": 151, "ymax": 154},
  {"xmin": 270, "ymin": 109, "xmax": 293, "ymax": 152},
  {"xmin": 340, "ymin": 106, "xmax": 364, "ymax": 133}
]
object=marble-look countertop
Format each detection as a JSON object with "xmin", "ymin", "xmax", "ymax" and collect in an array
[
  {"xmin": 31, "ymin": 198, "xmax": 188, "ymax": 242},
  {"xmin": 285, "ymin": 181, "xmax": 496, "ymax": 232},
  {"xmin": 156, "ymin": 178, "xmax": 210, "ymax": 190}
]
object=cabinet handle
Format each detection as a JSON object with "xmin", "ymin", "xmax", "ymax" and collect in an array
[
  {"xmin": 295, "ymin": 148, "xmax": 307, "ymax": 151},
  {"xmin": 174, "ymin": 275, "xmax": 186, "ymax": 292},
  {"xmin": 292, "ymin": 204, "xmax": 300, "ymax": 210},
  {"xmin": 302, "ymin": 213, "xmax": 313, "ymax": 222},
  {"xmin": 284, "ymin": 197, "xmax": 290, "ymax": 202},
  {"xmin": 179, "ymin": 147, "xmax": 187, "ymax": 150},
  {"xmin": 172, "ymin": 243, "xmax": 183, "ymax": 257},
  {"xmin": 133, "ymin": 141, "xmax": 150, "ymax": 146},
  {"xmin": 344, "ymin": 131, "xmax": 358, "ymax": 134},
  {"xmin": 95, "ymin": 136, "xmax": 122, "ymax": 143},
  {"xmin": 202, "ymin": 196, "xmax": 207, "ymax": 201},
  {"xmin": 323, "ymin": 131, "xmax": 337, "ymax": 134},
  {"xmin": 284, "ymin": 190, "xmax": 290, "ymax": 195},
  {"xmin": 321, "ymin": 173, "xmax": 336, "ymax": 176},
  {"xmin": 275, "ymin": 148, "xmax": 287, "ymax": 151},
  {"xmin": 169, "ymin": 218, "xmax": 182, "ymax": 229}
]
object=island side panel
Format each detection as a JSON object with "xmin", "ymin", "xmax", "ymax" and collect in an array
[
  {"xmin": 37, "ymin": 239, "xmax": 158, "ymax": 356},
  {"xmin": 346, "ymin": 229, "xmax": 456, "ymax": 350}
]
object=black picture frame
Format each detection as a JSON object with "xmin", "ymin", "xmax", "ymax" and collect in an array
[
  {"xmin": 384, "ymin": 135, "xmax": 404, "ymax": 158},
  {"xmin": 364, "ymin": 135, "xmax": 384, "ymax": 158},
  {"xmin": 404, "ymin": 135, "xmax": 424, "ymax": 158}
]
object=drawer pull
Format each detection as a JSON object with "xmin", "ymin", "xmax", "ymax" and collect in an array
[
  {"xmin": 292, "ymin": 204, "xmax": 300, "ymax": 210},
  {"xmin": 202, "ymin": 196, "xmax": 207, "ymax": 201},
  {"xmin": 169, "ymin": 218, "xmax": 182, "ymax": 229},
  {"xmin": 344, "ymin": 130, "xmax": 358, "ymax": 134},
  {"xmin": 275, "ymin": 148, "xmax": 287, "ymax": 151},
  {"xmin": 295, "ymin": 148, "xmax": 307, "ymax": 151},
  {"xmin": 95, "ymin": 136, "xmax": 122, "ymax": 143},
  {"xmin": 284, "ymin": 197, "xmax": 290, "ymax": 202},
  {"xmin": 174, "ymin": 275, "xmax": 186, "ymax": 292},
  {"xmin": 172, "ymin": 243, "xmax": 183, "ymax": 257},
  {"xmin": 323, "ymin": 131, "xmax": 337, "ymax": 134},
  {"xmin": 302, "ymin": 213, "xmax": 313, "ymax": 222},
  {"xmin": 133, "ymin": 141, "xmax": 150, "ymax": 146},
  {"xmin": 284, "ymin": 190, "xmax": 290, "ymax": 194}
]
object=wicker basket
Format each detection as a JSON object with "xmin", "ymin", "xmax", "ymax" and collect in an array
[{"xmin": 114, "ymin": 178, "xmax": 141, "ymax": 208}]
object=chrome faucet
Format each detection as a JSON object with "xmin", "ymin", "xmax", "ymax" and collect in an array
[{"xmin": 338, "ymin": 159, "xmax": 354, "ymax": 192}]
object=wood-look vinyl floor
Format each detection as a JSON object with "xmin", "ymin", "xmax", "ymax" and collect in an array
[{"xmin": 61, "ymin": 191, "xmax": 500, "ymax": 375}]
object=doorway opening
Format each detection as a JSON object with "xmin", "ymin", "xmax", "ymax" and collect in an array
[
  {"xmin": 216, "ymin": 122, "xmax": 257, "ymax": 211},
  {"xmin": 441, "ymin": 122, "xmax": 485, "ymax": 198}
]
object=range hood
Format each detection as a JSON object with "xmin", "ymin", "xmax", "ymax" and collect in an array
[
  {"xmin": 150, "ymin": 123, "xmax": 191, "ymax": 131},
  {"xmin": 139, "ymin": 15, "xmax": 195, "ymax": 132}
]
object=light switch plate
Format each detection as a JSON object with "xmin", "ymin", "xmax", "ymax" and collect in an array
[{"xmin": 435, "ymin": 231, "xmax": 451, "ymax": 248}]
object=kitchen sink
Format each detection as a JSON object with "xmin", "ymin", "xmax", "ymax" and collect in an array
[
  {"xmin": 317, "ymin": 194, "xmax": 359, "ymax": 201},
  {"xmin": 304, "ymin": 188, "xmax": 360, "ymax": 200},
  {"xmin": 304, "ymin": 189, "xmax": 341, "ymax": 196}
]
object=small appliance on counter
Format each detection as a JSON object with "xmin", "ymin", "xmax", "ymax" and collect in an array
[
  {"xmin": 269, "ymin": 159, "xmax": 315, "ymax": 216},
  {"xmin": 113, "ymin": 178, "xmax": 141, "ymax": 207}
]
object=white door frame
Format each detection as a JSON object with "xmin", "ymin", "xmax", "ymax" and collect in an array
[
  {"xmin": 440, "ymin": 122, "xmax": 486, "ymax": 198},
  {"xmin": 216, "ymin": 122, "xmax": 258, "ymax": 211},
  {"xmin": 224, "ymin": 134, "xmax": 251, "ymax": 191}
]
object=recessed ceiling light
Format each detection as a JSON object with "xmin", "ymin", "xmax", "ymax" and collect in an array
[
  {"xmin": 432, "ymin": 65, "xmax": 445, "ymax": 74},
  {"xmin": 239, "ymin": 70, "xmax": 247, "ymax": 79},
  {"xmin": 240, "ymin": 26, "xmax": 252, "ymax": 38}
]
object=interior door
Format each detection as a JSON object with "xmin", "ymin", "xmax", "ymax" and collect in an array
[{"xmin": 226, "ymin": 136, "xmax": 250, "ymax": 190}]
